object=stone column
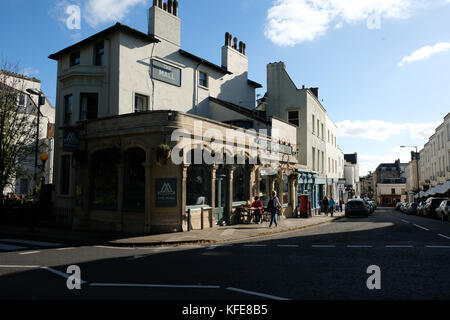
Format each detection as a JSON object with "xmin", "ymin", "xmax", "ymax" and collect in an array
[
  {"xmin": 181, "ymin": 164, "xmax": 189, "ymax": 231},
  {"xmin": 210, "ymin": 165, "xmax": 218, "ymax": 227},
  {"xmin": 255, "ymin": 167, "xmax": 261, "ymax": 197},
  {"xmin": 116, "ymin": 163, "xmax": 124, "ymax": 232},
  {"xmin": 227, "ymin": 166, "xmax": 235, "ymax": 224},
  {"xmin": 143, "ymin": 162, "xmax": 152, "ymax": 233},
  {"xmin": 249, "ymin": 165, "xmax": 257, "ymax": 199}
]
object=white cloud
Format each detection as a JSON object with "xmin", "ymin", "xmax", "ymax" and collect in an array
[
  {"xmin": 84, "ymin": 0, "xmax": 147, "ymax": 28},
  {"xmin": 264, "ymin": 0, "xmax": 416, "ymax": 46},
  {"xmin": 337, "ymin": 120, "xmax": 440, "ymax": 141},
  {"xmin": 397, "ymin": 42, "xmax": 450, "ymax": 67},
  {"xmin": 359, "ymin": 146, "xmax": 423, "ymax": 175}
]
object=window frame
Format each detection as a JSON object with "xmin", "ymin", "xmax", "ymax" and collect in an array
[
  {"xmin": 198, "ymin": 71, "xmax": 209, "ymax": 88},
  {"xmin": 70, "ymin": 51, "xmax": 80, "ymax": 67},
  {"xmin": 134, "ymin": 93, "xmax": 149, "ymax": 113},
  {"xmin": 94, "ymin": 41, "xmax": 105, "ymax": 66},
  {"xmin": 63, "ymin": 94, "xmax": 73, "ymax": 125},
  {"xmin": 287, "ymin": 110, "xmax": 299, "ymax": 127}
]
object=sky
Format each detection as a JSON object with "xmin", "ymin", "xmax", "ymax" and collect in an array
[{"xmin": 1, "ymin": 0, "xmax": 449, "ymax": 175}]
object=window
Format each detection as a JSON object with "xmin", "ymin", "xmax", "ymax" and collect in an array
[
  {"xmin": 64, "ymin": 95, "xmax": 72, "ymax": 125},
  {"xmin": 70, "ymin": 52, "xmax": 80, "ymax": 66},
  {"xmin": 321, "ymin": 124, "xmax": 324, "ymax": 140},
  {"xmin": 391, "ymin": 188, "xmax": 396, "ymax": 195},
  {"xmin": 312, "ymin": 115, "xmax": 315, "ymax": 133},
  {"xmin": 19, "ymin": 179, "xmax": 29, "ymax": 195},
  {"xmin": 80, "ymin": 93, "xmax": 98, "ymax": 120},
  {"xmin": 60, "ymin": 155, "xmax": 71, "ymax": 195},
  {"xmin": 123, "ymin": 148, "xmax": 146, "ymax": 212},
  {"xmin": 199, "ymin": 71, "xmax": 208, "ymax": 88},
  {"xmin": 317, "ymin": 120, "xmax": 320, "ymax": 137},
  {"xmin": 187, "ymin": 165, "xmax": 212, "ymax": 206},
  {"xmin": 288, "ymin": 111, "xmax": 299, "ymax": 126},
  {"xmin": 90, "ymin": 149, "xmax": 120, "ymax": 209},
  {"xmin": 312, "ymin": 147, "xmax": 316, "ymax": 171},
  {"xmin": 94, "ymin": 41, "xmax": 104, "ymax": 66},
  {"xmin": 233, "ymin": 165, "xmax": 250, "ymax": 202},
  {"xmin": 135, "ymin": 93, "xmax": 149, "ymax": 113}
]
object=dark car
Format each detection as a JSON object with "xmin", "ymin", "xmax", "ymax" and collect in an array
[
  {"xmin": 345, "ymin": 199, "xmax": 370, "ymax": 218},
  {"xmin": 424, "ymin": 198, "xmax": 448, "ymax": 219},
  {"xmin": 406, "ymin": 202, "xmax": 419, "ymax": 215}
]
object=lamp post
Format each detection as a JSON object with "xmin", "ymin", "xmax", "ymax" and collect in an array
[
  {"xmin": 400, "ymin": 145, "xmax": 420, "ymax": 197},
  {"xmin": 26, "ymin": 88, "xmax": 44, "ymax": 232}
]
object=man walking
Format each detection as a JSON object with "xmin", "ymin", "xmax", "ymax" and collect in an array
[
  {"xmin": 268, "ymin": 191, "xmax": 281, "ymax": 228},
  {"xmin": 322, "ymin": 197, "xmax": 329, "ymax": 216}
]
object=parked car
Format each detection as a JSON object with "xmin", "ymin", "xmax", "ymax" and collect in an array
[
  {"xmin": 400, "ymin": 202, "xmax": 410, "ymax": 214},
  {"xmin": 435, "ymin": 200, "xmax": 450, "ymax": 222},
  {"xmin": 417, "ymin": 202, "xmax": 427, "ymax": 216},
  {"xmin": 395, "ymin": 202, "xmax": 403, "ymax": 211},
  {"xmin": 345, "ymin": 199, "xmax": 370, "ymax": 218},
  {"xmin": 424, "ymin": 198, "xmax": 448, "ymax": 219},
  {"xmin": 406, "ymin": 202, "xmax": 419, "ymax": 215}
]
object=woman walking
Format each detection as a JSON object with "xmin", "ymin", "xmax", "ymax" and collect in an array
[
  {"xmin": 268, "ymin": 191, "xmax": 282, "ymax": 228},
  {"xmin": 329, "ymin": 197, "xmax": 335, "ymax": 217},
  {"xmin": 322, "ymin": 197, "xmax": 329, "ymax": 216}
]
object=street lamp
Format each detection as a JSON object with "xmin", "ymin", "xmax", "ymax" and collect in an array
[
  {"xmin": 26, "ymin": 88, "xmax": 45, "ymax": 232},
  {"xmin": 26, "ymin": 88, "xmax": 45, "ymax": 193}
]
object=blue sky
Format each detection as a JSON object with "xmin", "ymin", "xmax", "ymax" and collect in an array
[{"xmin": 1, "ymin": 0, "xmax": 449, "ymax": 175}]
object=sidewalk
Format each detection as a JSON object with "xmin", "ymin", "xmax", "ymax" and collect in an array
[{"xmin": 0, "ymin": 212, "xmax": 344, "ymax": 247}]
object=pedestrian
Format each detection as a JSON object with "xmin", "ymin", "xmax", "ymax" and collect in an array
[
  {"xmin": 322, "ymin": 197, "xmax": 329, "ymax": 216},
  {"xmin": 339, "ymin": 198, "xmax": 344, "ymax": 212},
  {"xmin": 251, "ymin": 196, "xmax": 263, "ymax": 223},
  {"xmin": 329, "ymin": 197, "xmax": 335, "ymax": 217},
  {"xmin": 268, "ymin": 191, "xmax": 281, "ymax": 228}
]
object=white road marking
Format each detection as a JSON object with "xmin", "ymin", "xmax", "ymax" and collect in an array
[
  {"xmin": 41, "ymin": 266, "xmax": 86, "ymax": 284},
  {"xmin": 94, "ymin": 245, "xmax": 135, "ymax": 250},
  {"xmin": 0, "ymin": 244, "xmax": 27, "ymax": 251},
  {"xmin": 413, "ymin": 224, "xmax": 430, "ymax": 231},
  {"xmin": 19, "ymin": 251, "xmax": 40, "ymax": 255},
  {"xmin": 0, "ymin": 265, "xmax": 40, "ymax": 268},
  {"xmin": 206, "ymin": 246, "xmax": 218, "ymax": 250},
  {"xmin": 438, "ymin": 234, "xmax": 450, "ymax": 240},
  {"xmin": 277, "ymin": 245, "xmax": 299, "ymax": 248},
  {"xmin": 90, "ymin": 283, "xmax": 220, "ymax": 289},
  {"xmin": 226, "ymin": 287, "xmax": 290, "ymax": 300},
  {"xmin": 401, "ymin": 219, "xmax": 410, "ymax": 224},
  {"xmin": 0, "ymin": 239, "xmax": 62, "ymax": 247},
  {"xmin": 56, "ymin": 247, "xmax": 76, "ymax": 251}
]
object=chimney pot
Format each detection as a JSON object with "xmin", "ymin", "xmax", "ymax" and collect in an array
[
  {"xmin": 225, "ymin": 32, "xmax": 230, "ymax": 46},
  {"xmin": 173, "ymin": 0, "xmax": 178, "ymax": 16},
  {"xmin": 158, "ymin": 0, "xmax": 163, "ymax": 8},
  {"xmin": 233, "ymin": 37, "xmax": 238, "ymax": 49},
  {"xmin": 163, "ymin": 2, "xmax": 167, "ymax": 11},
  {"xmin": 238, "ymin": 41, "xmax": 243, "ymax": 53},
  {"xmin": 242, "ymin": 43, "xmax": 246, "ymax": 55},
  {"xmin": 168, "ymin": 0, "xmax": 173, "ymax": 14}
]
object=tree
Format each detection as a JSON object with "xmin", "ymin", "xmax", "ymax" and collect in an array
[{"xmin": 0, "ymin": 60, "xmax": 39, "ymax": 213}]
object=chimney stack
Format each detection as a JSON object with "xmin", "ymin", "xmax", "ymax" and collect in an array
[{"xmin": 153, "ymin": 0, "xmax": 179, "ymax": 17}]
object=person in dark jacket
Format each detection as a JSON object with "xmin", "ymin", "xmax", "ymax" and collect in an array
[
  {"xmin": 268, "ymin": 191, "xmax": 282, "ymax": 228},
  {"xmin": 322, "ymin": 197, "xmax": 329, "ymax": 216}
]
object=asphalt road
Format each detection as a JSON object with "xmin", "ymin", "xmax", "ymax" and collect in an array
[{"xmin": 1, "ymin": 207, "xmax": 449, "ymax": 300}]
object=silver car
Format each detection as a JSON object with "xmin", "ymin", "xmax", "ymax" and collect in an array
[{"xmin": 436, "ymin": 200, "xmax": 450, "ymax": 222}]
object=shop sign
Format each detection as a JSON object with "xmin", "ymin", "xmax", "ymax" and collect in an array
[
  {"xmin": 151, "ymin": 60, "xmax": 181, "ymax": 87},
  {"xmin": 155, "ymin": 178, "xmax": 178, "ymax": 207}
]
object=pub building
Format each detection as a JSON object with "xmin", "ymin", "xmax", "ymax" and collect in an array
[{"xmin": 50, "ymin": 1, "xmax": 298, "ymax": 234}]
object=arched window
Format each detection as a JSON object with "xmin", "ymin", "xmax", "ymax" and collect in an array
[
  {"xmin": 123, "ymin": 148, "xmax": 146, "ymax": 212},
  {"xmin": 233, "ymin": 165, "xmax": 250, "ymax": 202},
  {"xmin": 187, "ymin": 165, "xmax": 212, "ymax": 206},
  {"xmin": 90, "ymin": 148, "xmax": 120, "ymax": 210}
]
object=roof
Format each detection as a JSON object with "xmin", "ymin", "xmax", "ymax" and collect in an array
[
  {"xmin": 49, "ymin": 23, "xmax": 160, "ymax": 60},
  {"xmin": 209, "ymin": 96, "xmax": 269, "ymax": 124},
  {"xmin": 178, "ymin": 49, "xmax": 232, "ymax": 75},
  {"xmin": 248, "ymin": 79, "xmax": 263, "ymax": 88},
  {"xmin": 0, "ymin": 70, "xmax": 40, "ymax": 83}
]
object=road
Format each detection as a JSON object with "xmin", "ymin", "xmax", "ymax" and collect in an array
[{"xmin": 0, "ymin": 207, "xmax": 449, "ymax": 300}]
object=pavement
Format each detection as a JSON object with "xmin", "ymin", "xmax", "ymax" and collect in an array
[{"xmin": 0, "ymin": 211, "xmax": 344, "ymax": 247}]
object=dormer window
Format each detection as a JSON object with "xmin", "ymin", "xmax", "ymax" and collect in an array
[{"xmin": 70, "ymin": 51, "xmax": 80, "ymax": 66}]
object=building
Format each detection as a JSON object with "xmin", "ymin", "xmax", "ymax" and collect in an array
[
  {"xmin": 0, "ymin": 71, "xmax": 55, "ymax": 196},
  {"xmin": 360, "ymin": 172, "xmax": 375, "ymax": 199},
  {"xmin": 343, "ymin": 153, "xmax": 360, "ymax": 200},
  {"xmin": 373, "ymin": 159, "xmax": 407, "ymax": 206},
  {"xmin": 405, "ymin": 151, "xmax": 420, "ymax": 202},
  {"xmin": 419, "ymin": 112, "xmax": 450, "ymax": 194},
  {"xmin": 49, "ymin": 1, "xmax": 297, "ymax": 234},
  {"xmin": 259, "ymin": 61, "xmax": 345, "ymax": 213}
]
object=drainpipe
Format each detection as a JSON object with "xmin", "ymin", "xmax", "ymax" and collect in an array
[{"xmin": 193, "ymin": 60, "xmax": 203, "ymax": 115}]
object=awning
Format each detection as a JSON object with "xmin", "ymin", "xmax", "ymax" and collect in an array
[{"xmin": 420, "ymin": 180, "xmax": 450, "ymax": 197}]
